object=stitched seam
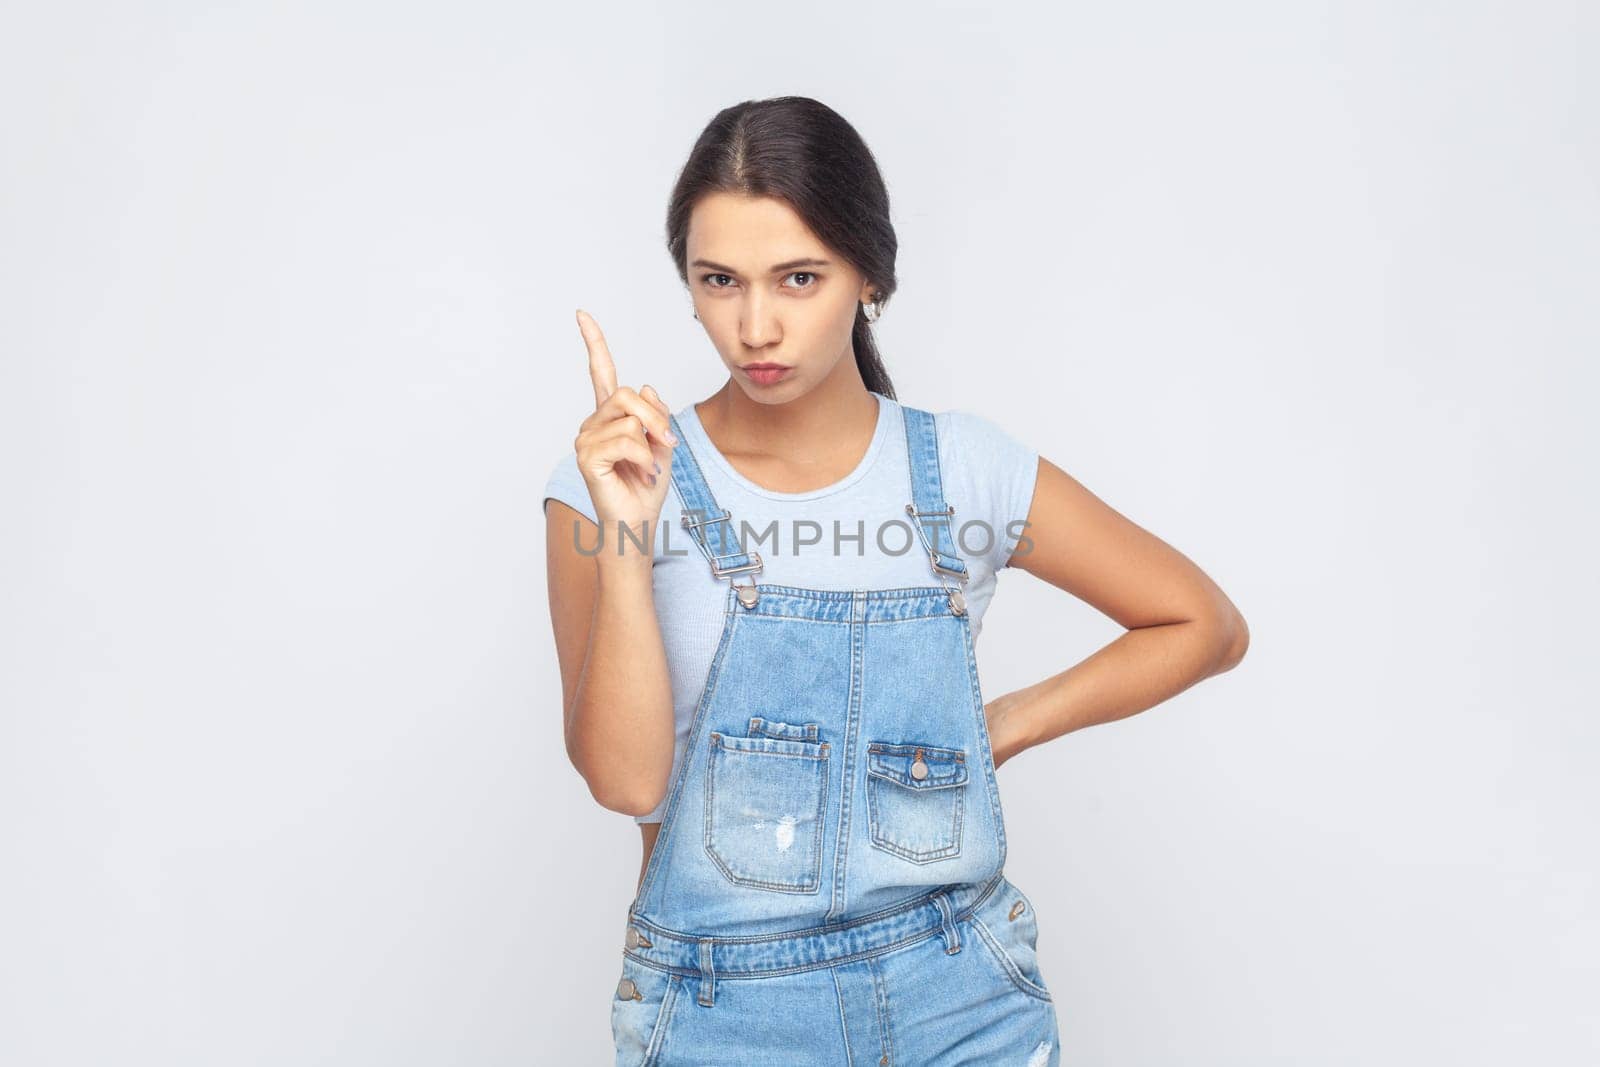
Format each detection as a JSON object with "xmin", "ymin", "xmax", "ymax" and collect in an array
[
  {"xmin": 958, "ymin": 609, "xmax": 1008, "ymax": 871},
  {"xmin": 631, "ymin": 875, "xmax": 993, "ymax": 945},
  {"xmin": 830, "ymin": 966, "xmax": 855, "ymax": 1063},
  {"xmin": 622, "ymin": 926, "xmax": 945, "ymax": 980},
  {"xmin": 869, "ymin": 955, "xmax": 894, "ymax": 1064},
  {"xmin": 640, "ymin": 973, "xmax": 681, "ymax": 1066},
  {"xmin": 711, "ymin": 734, "xmax": 829, "ymax": 759}
]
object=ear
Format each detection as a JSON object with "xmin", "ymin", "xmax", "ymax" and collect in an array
[{"xmin": 858, "ymin": 280, "xmax": 876, "ymax": 303}]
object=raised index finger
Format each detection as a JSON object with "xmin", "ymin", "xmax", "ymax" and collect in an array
[{"xmin": 576, "ymin": 309, "xmax": 618, "ymax": 409}]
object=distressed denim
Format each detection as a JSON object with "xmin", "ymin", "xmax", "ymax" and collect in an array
[{"xmin": 611, "ymin": 404, "xmax": 1062, "ymax": 1066}]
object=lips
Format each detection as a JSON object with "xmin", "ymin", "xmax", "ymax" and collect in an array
[{"xmin": 741, "ymin": 363, "xmax": 792, "ymax": 385}]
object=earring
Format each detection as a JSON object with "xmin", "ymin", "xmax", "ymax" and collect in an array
[{"xmin": 862, "ymin": 298, "xmax": 881, "ymax": 325}]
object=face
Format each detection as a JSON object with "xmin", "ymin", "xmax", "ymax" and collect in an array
[{"xmin": 685, "ymin": 192, "xmax": 876, "ymax": 401}]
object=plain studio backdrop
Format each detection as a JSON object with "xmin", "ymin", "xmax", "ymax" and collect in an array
[{"xmin": 2, "ymin": 2, "xmax": 1594, "ymax": 1064}]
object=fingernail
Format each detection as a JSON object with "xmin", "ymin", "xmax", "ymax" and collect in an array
[
  {"xmin": 654, "ymin": 462, "xmax": 662, "ymax": 474},
  {"xmin": 648, "ymin": 474, "xmax": 657, "ymax": 486},
  {"xmin": 666, "ymin": 429, "xmax": 680, "ymax": 445}
]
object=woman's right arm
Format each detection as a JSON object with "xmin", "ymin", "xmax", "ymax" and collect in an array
[
  {"xmin": 546, "ymin": 309, "xmax": 680, "ymax": 817},
  {"xmin": 546, "ymin": 500, "xmax": 674, "ymax": 816}
]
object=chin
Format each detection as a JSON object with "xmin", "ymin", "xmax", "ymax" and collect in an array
[{"xmin": 737, "ymin": 381, "xmax": 803, "ymax": 404}]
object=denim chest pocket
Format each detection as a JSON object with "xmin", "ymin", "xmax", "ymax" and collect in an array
[
  {"xmin": 864, "ymin": 742, "xmax": 968, "ymax": 863},
  {"xmin": 704, "ymin": 721, "xmax": 830, "ymax": 893}
]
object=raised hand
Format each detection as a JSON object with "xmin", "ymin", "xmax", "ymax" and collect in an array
[{"xmin": 571, "ymin": 309, "xmax": 678, "ymax": 553}]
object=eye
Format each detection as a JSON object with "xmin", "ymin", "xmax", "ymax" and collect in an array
[
  {"xmin": 701, "ymin": 273, "xmax": 735, "ymax": 289},
  {"xmin": 786, "ymin": 271, "xmax": 817, "ymax": 289}
]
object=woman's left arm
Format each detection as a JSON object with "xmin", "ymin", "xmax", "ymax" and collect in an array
[{"xmin": 986, "ymin": 456, "xmax": 1250, "ymax": 768}]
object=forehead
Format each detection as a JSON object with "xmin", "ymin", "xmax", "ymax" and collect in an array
[{"xmin": 686, "ymin": 193, "xmax": 826, "ymax": 265}]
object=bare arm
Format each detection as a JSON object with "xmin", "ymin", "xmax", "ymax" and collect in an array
[
  {"xmin": 546, "ymin": 309, "xmax": 680, "ymax": 816},
  {"xmin": 546, "ymin": 502, "xmax": 674, "ymax": 816},
  {"xmin": 986, "ymin": 456, "xmax": 1250, "ymax": 767}
]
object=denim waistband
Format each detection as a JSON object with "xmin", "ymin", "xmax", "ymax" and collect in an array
[{"xmin": 621, "ymin": 871, "xmax": 1007, "ymax": 980}]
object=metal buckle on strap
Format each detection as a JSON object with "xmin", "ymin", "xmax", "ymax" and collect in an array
[
  {"xmin": 929, "ymin": 552, "xmax": 969, "ymax": 583},
  {"xmin": 683, "ymin": 507, "xmax": 762, "ymax": 608},
  {"xmin": 717, "ymin": 553, "xmax": 762, "ymax": 609},
  {"xmin": 907, "ymin": 505, "xmax": 962, "ymax": 569},
  {"xmin": 681, "ymin": 507, "xmax": 733, "ymax": 532},
  {"xmin": 709, "ymin": 551, "xmax": 763, "ymax": 579},
  {"xmin": 906, "ymin": 502, "xmax": 969, "ymax": 615},
  {"xmin": 907, "ymin": 504, "xmax": 969, "ymax": 585}
]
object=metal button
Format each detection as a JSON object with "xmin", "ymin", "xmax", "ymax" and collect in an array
[
  {"xmin": 617, "ymin": 977, "xmax": 640, "ymax": 1000},
  {"xmin": 1008, "ymin": 899, "xmax": 1026, "ymax": 921},
  {"xmin": 625, "ymin": 927, "xmax": 640, "ymax": 949},
  {"xmin": 911, "ymin": 750, "xmax": 929, "ymax": 781}
]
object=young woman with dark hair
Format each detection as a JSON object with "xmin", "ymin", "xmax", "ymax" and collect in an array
[{"xmin": 544, "ymin": 96, "xmax": 1249, "ymax": 1066}]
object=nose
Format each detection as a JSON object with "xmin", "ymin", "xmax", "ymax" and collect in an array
[{"xmin": 738, "ymin": 290, "xmax": 780, "ymax": 350}]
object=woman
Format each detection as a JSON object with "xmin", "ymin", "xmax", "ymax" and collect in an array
[{"xmin": 543, "ymin": 96, "xmax": 1249, "ymax": 1066}]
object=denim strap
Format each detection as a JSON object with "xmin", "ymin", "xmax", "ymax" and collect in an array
[
  {"xmin": 901, "ymin": 405, "xmax": 969, "ymax": 583},
  {"xmin": 667, "ymin": 412, "xmax": 760, "ymax": 584}
]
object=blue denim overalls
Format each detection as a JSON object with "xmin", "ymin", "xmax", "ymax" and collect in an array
[{"xmin": 611, "ymin": 404, "xmax": 1061, "ymax": 1066}]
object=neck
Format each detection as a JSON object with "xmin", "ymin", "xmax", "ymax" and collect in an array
[{"xmin": 696, "ymin": 359, "xmax": 879, "ymax": 467}]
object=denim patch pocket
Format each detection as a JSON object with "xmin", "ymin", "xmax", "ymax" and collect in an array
[
  {"xmin": 864, "ymin": 742, "xmax": 968, "ymax": 863},
  {"xmin": 704, "ymin": 727, "xmax": 830, "ymax": 892}
]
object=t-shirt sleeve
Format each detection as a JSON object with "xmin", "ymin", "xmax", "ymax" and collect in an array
[
  {"xmin": 938, "ymin": 410, "xmax": 1041, "ymax": 573},
  {"xmin": 541, "ymin": 451, "xmax": 599, "ymax": 525}
]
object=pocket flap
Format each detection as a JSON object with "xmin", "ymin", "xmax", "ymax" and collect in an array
[{"xmin": 866, "ymin": 743, "xmax": 969, "ymax": 790}]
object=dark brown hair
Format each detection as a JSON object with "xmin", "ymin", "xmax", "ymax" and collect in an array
[{"xmin": 665, "ymin": 96, "xmax": 898, "ymax": 399}]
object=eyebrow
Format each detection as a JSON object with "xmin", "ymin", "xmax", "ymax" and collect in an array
[{"xmin": 689, "ymin": 257, "xmax": 832, "ymax": 275}]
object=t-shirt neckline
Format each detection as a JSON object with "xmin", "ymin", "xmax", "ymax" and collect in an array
[{"xmin": 678, "ymin": 390, "xmax": 896, "ymax": 502}]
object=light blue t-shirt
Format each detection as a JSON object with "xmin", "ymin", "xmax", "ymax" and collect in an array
[{"xmin": 542, "ymin": 390, "xmax": 1039, "ymax": 823}]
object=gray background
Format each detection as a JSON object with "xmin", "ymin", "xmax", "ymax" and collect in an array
[{"xmin": 2, "ymin": 2, "xmax": 1594, "ymax": 1063}]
